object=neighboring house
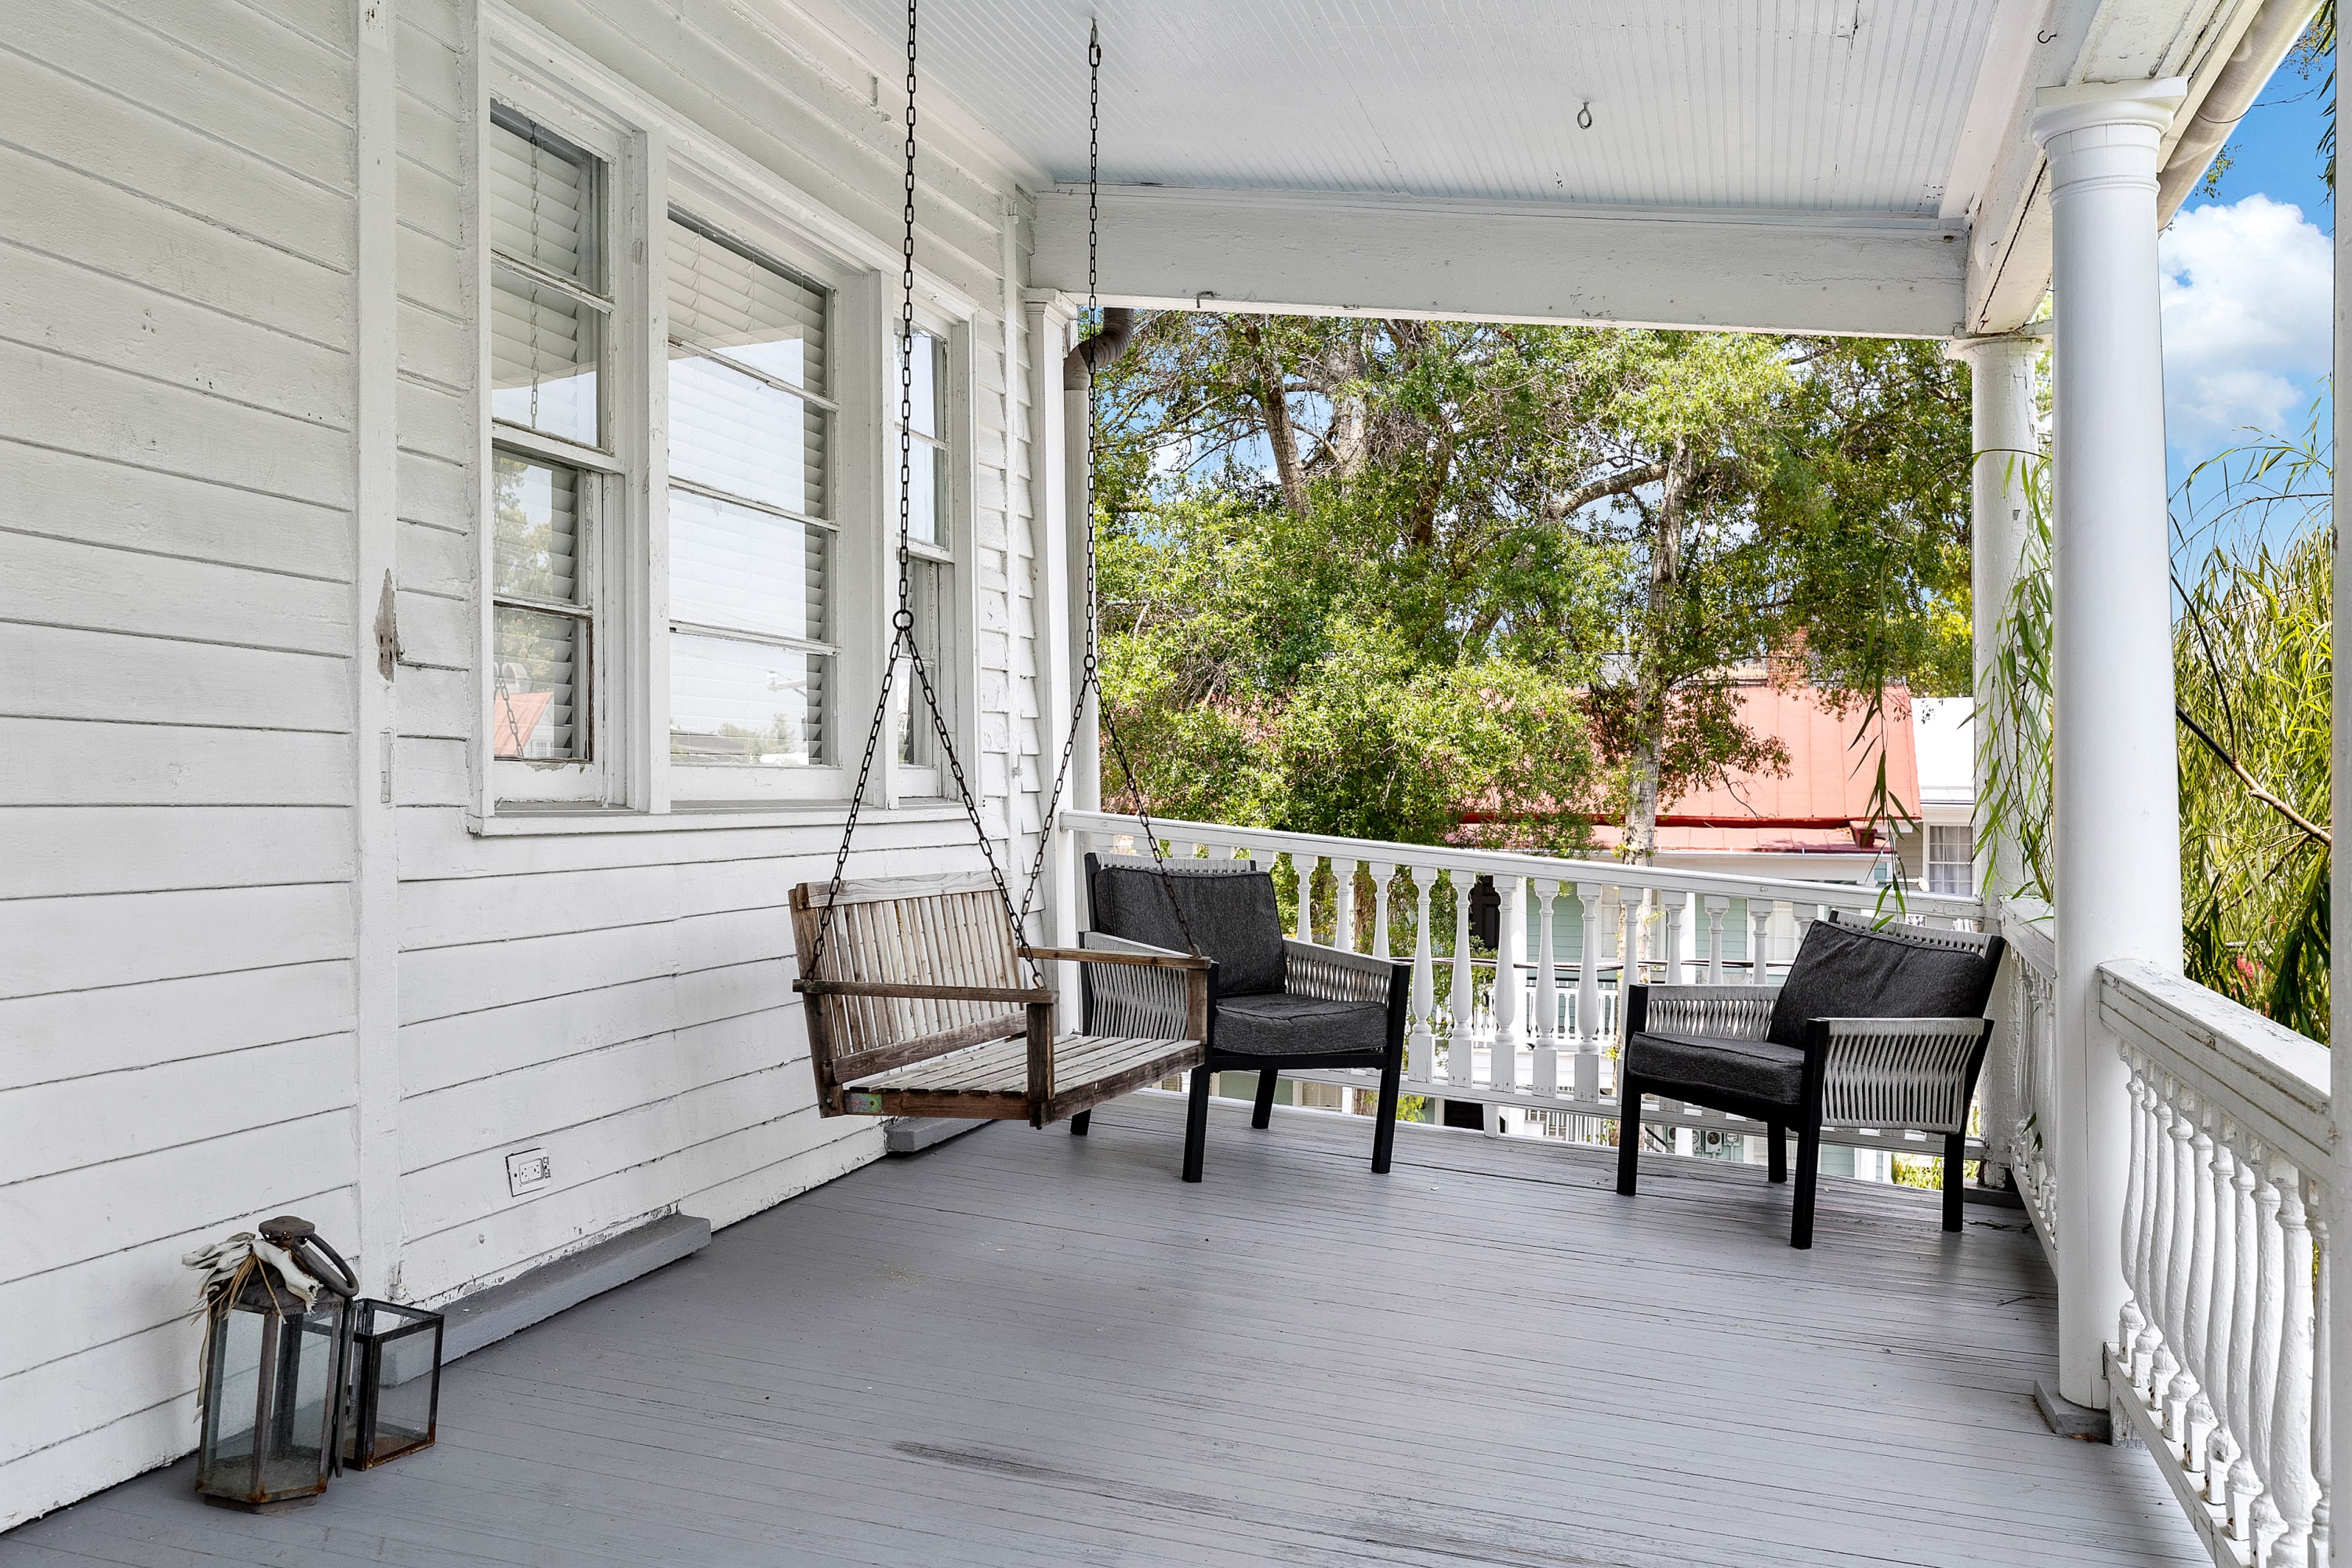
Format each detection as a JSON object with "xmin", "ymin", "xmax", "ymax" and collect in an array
[
  {"xmin": 1587, "ymin": 677, "xmax": 1925, "ymax": 887},
  {"xmin": 1906, "ymin": 697, "xmax": 1979, "ymax": 898}
]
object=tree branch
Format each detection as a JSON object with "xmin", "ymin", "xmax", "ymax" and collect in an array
[{"xmin": 2176, "ymin": 704, "xmax": 2332, "ymax": 847}]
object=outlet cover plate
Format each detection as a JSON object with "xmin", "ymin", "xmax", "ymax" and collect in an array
[{"xmin": 506, "ymin": 1147, "xmax": 552, "ymax": 1196}]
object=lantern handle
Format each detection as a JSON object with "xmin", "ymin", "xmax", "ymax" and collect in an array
[{"xmin": 259, "ymin": 1215, "xmax": 358, "ymax": 1298}]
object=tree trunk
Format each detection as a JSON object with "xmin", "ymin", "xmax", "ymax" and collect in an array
[
  {"xmin": 1621, "ymin": 441, "xmax": 1693, "ymax": 866},
  {"xmin": 1240, "ymin": 318, "xmax": 1308, "ymax": 516}
]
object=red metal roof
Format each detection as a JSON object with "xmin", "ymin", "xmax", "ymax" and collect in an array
[{"xmin": 1662, "ymin": 681, "xmax": 1917, "ymax": 826}]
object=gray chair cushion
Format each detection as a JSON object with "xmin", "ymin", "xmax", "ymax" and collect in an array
[
  {"xmin": 1766, "ymin": 918, "xmax": 2002, "ymax": 1051},
  {"xmin": 1625, "ymin": 1029, "xmax": 1808, "ymax": 1106},
  {"xmin": 1091, "ymin": 862, "xmax": 1287, "ymax": 997},
  {"xmin": 1211, "ymin": 991, "xmax": 1389, "ymax": 1058}
]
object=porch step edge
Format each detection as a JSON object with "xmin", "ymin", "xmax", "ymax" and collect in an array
[{"xmin": 440, "ymin": 1213, "xmax": 712, "ymax": 1362}]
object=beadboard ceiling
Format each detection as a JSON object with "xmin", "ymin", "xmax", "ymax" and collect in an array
[{"xmin": 828, "ymin": 0, "xmax": 2006, "ymax": 216}]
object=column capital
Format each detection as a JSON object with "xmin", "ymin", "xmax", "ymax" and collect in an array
[
  {"xmin": 1944, "ymin": 330, "xmax": 2048, "ymax": 367},
  {"xmin": 2030, "ymin": 78, "xmax": 2187, "ymax": 150}
]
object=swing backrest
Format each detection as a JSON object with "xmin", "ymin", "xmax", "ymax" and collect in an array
[{"xmin": 789, "ymin": 873, "xmax": 1035, "ymax": 1108}]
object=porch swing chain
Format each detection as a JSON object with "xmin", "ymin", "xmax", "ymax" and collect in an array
[
  {"xmin": 1012, "ymin": 20, "xmax": 1201, "ymax": 959},
  {"xmin": 808, "ymin": 0, "xmax": 1034, "ymax": 985}
]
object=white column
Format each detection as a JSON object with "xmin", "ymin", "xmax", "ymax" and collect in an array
[
  {"xmin": 1951, "ymin": 331, "xmax": 2043, "ymax": 901},
  {"xmin": 2336, "ymin": 48, "xmax": 2352, "ymax": 1534},
  {"xmin": 2032, "ymin": 77, "xmax": 2189, "ymax": 1409},
  {"xmin": 1060, "ymin": 325, "xmax": 1102, "ymax": 815},
  {"xmin": 1028, "ymin": 293, "xmax": 1082, "ymax": 956}
]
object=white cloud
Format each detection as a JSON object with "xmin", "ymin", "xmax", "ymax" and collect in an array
[{"xmin": 2158, "ymin": 194, "xmax": 2332, "ymax": 456}]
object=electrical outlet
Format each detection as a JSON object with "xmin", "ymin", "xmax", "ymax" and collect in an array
[{"xmin": 506, "ymin": 1148, "xmax": 552, "ymax": 1196}]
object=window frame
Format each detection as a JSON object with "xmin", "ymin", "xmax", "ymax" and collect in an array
[
  {"xmin": 890, "ymin": 321, "xmax": 975, "ymax": 803},
  {"xmin": 1924, "ymin": 822, "xmax": 1974, "ymax": 896},
  {"xmin": 474, "ymin": 22, "xmax": 987, "ymax": 828}
]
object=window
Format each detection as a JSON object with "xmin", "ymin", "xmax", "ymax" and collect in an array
[
  {"xmin": 664, "ymin": 212, "xmax": 837, "ymax": 772},
  {"xmin": 893, "ymin": 328, "xmax": 953, "ymax": 778},
  {"xmin": 477, "ymin": 67, "xmax": 975, "ymax": 820},
  {"xmin": 1926, "ymin": 824, "xmax": 1973, "ymax": 895},
  {"xmin": 487, "ymin": 107, "xmax": 611, "ymax": 777}
]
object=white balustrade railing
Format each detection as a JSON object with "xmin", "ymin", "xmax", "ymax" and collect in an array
[
  {"xmin": 1064, "ymin": 811, "xmax": 1986, "ymax": 1156},
  {"xmin": 2101, "ymin": 959, "xmax": 2332, "ymax": 1568},
  {"xmin": 1993, "ymin": 897, "xmax": 2060, "ymax": 1255}
]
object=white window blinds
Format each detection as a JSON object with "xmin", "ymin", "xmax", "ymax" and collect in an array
[
  {"xmin": 664, "ymin": 216, "xmax": 835, "ymax": 768},
  {"xmin": 488, "ymin": 110, "xmax": 603, "ymax": 448},
  {"xmin": 491, "ymin": 454, "xmax": 586, "ymax": 760}
]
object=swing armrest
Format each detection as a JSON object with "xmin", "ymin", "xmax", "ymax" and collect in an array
[
  {"xmin": 794, "ymin": 978, "xmax": 1054, "ymax": 1004},
  {"xmin": 1022, "ymin": 945, "xmax": 1211, "ymax": 970}
]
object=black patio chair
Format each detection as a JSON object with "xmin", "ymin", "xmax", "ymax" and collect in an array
[
  {"xmin": 1080, "ymin": 855, "xmax": 1410, "ymax": 1181},
  {"xmin": 1614, "ymin": 913, "xmax": 2005, "ymax": 1248}
]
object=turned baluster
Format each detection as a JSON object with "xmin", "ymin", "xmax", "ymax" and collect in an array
[
  {"xmin": 1530, "ymin": 880, "xmax": 1561, "ymax": 1097},
  {"xmin": 1330, "ymin": 857, "xmax": 1359, "ymax": 953},
  {"xmin": 1367, "ymin": 861, "xmax": 1395, "ymax": 960},
  {"xmin": 2181, "ymin": 1102, "xmax": 2221, "ymax": 1479},
  {"xmin": 1490, "ymin": 873, "xmax": 1526, "ymax": 1091},
  {"xmin": 2146, "ymin": 1080, "xmax": 2183, "ymax": 1414},
  {"xmin": 1449, "ymin": 869, "xmax": 1475, "ymax": 1091},
  {"xmin": 1293, "ymin": 852, "xmax": 1317, "ymax": 944},
  {"xmin": 2201, "ymin": 1118, "xmax": 2240, "ymax": 1503},
  {"xmin": 2266, "ymin": 1160, "xmax": 2320, "ymax": 1563},
  {"xmin": 1406, "ymin": 867, "xmax": 1436, "ymax": 1090},
  {"xmin": 2307, "ymin": 1189, "xmax": 2330, "ymax": 1568},
  {"xmin": 1749, "ymin": 903, "xmax": 1773, "ymax": 983},
  {"xmin": 2249, "ymin": 1147, "xmax": 2288, "ymax": 1549},
  {"xmin": 1663, "ymin": 891, "xmax": 1688, "ymax": 985},
  {"xmin": 1576, "ymin": 882, "xmax": 1603, "ymax": 1102},
  {"xmin": 2227, "ymin": 1126, "xmax": 2267, "ymax": 1542},
  {"xmin": 2164, "ymin": 1086, "xmax": 2205, "ymax": 1447},
  {"xmin": 1704, "ymin": 895, "xmax": 1730, "ymax": 984},
  {"xmin": 2118, "ymin": 1047, "xmax": 2151, "ymax": 1391}
]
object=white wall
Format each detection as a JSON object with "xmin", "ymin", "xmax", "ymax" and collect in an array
[{"xmin": 0, "ymin": 0, "xmax": 1051, "ymax": 1529}]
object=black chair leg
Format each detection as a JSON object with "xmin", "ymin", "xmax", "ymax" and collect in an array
[
  {"xmin": 1251, "ymin": 1069, "xmax": 1279, "ymax": 1129},
  {"xmin": 1616, "ymin": 1076, "xmax": 1644, "ymax": 1196},
  {"xmin": 1942, "ymin": 1131, "xmax": 1966, "ymax": 1232},
  {"xmin": 1069, "ymin": 1110, "xmax": 1091, "ymax": 1137},
  {"xmin": 1181, "ymin": 1066, "xmax": 1211, "ymax": 1181},
  {"xmin": 1766, "ymin": 1121, "xmax": 1787, "ymax": 1184},
  {"xmin": 1370, "ymin": 1053, "xmax": 1403, "ymax": 1174},
  {"xmin": 1791, "ymin": 1120, "xmax": 1821, "ymax": 1249}
]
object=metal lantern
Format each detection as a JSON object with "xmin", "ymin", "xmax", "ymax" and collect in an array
[
  {"xmin": 342, "ymin": 1298, "xmax": 444, "ymax": 1468},
  {"xmin": 191, "ymin": 1217, "xmax": 356, "ymax": 1512}
]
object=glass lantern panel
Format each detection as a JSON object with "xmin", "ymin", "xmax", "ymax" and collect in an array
[
  {"xmin": 197, "ymin": 1307, "xmax": 265, "ymax": 1497},
  {"xmin": 257, "ymin": 1307, "xmax": 342, "ymax": 1495}
]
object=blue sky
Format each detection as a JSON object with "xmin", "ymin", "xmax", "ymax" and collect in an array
[{"xmin": 2161, "ymin": 41, "xmax": 2332, "ymax": 517}]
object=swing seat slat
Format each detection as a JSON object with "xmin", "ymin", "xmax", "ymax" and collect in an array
[{"xmin": 791, "ymin": 873, "xmax": 1207, "ymax": 1131}]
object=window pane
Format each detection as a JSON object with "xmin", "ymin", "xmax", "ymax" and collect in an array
[
  {"xmin": 897, "ymin": 328, "xmax": 943, "ymax": 437},
  {"xmin": 896, "ymin": 440, "xmax": 947, "ymax": 547},
  {"xmin": 896, "ymin": 561, "xmax": 944, "ymax": 764},
  {"xmin": 492, "ymin": 270, "xmax": 599, "ymax": 445},
  {"xmin": 666, "ymin": 219, "xmax": 826, "ymax": 393},
  {"xmin": 493, "ymin": 607, "xmax": 583, "ymax": 759},
  {"xmin": 668, "ymin": 488, "xmax": 826, "ymax": 644},
  {"xmin": 488, "ymin": 113, "xmax": 595, "ymax": 285},
  {"xmin": 670, "ymin": 634, "xmax": 826, "ymax": 767},
  {"xmin": 670, "ymin": 350, "xmax": 828, "ymax": 518},
  {"xmin": 492, "ymin": 453, "xmax": 579, "ymax": 603}
]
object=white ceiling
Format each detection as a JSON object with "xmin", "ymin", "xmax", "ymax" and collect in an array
[{"xmin": 830, "ymin": 0, "xmax": 2007, "ymax": 216}]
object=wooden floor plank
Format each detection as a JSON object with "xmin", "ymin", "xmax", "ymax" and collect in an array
[{"xmin": 3, "ymin": 1095, "xmax": 2205, "ymax": 1566}]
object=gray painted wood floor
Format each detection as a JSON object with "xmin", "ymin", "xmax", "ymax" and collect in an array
[{"xmin": 6, "ymin": 1094, "xmax": 2203, "ymax": 1567}]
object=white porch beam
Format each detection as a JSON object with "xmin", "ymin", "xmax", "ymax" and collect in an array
[
  {"xmin": 2033, "ymin": 77, "xmax": 2189, "ymax": 1410},
  {"xmin": 2332, "ymin": 51, "xmax": 2352, "ymax": 1537},
  {"xmin": 1032, "ymin": 187, "xmax": 1966, "ymax": 338}
]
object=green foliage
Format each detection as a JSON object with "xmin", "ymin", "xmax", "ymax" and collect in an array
[{"xmin": 1091, "ymin": 314, "xmax": 1974, "ymax": 855}]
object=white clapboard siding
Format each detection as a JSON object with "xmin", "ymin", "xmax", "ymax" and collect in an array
[
  {"xmin": 1, "ymin": 0, "xmax": 1049, "ymax": 1529},
  {"xmin": 0, "ymin": 0, "xmax": 363, "ymax": 1532}
]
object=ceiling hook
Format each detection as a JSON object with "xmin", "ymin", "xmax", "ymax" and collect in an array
[{"xmin": 1577, "ymin": 101, "xmax": 1593, "ymax": 130}]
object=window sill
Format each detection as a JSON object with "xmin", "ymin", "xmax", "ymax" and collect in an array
[{"xmin": 467, "ymin": 800, "xmax": 974, "ymax": 837}]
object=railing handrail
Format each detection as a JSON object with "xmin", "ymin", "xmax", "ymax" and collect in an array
[
  {"xmin": 1064, "ymin": 809, "xmax": 1985, "ymax": 919},
  {"xmin": 1997, "ymin": 895, "xmax": 2055, "ymax": 975},
  {"xmin": 2099, "ymin": 956, "xmax": 2331, "ymax": 1177}
]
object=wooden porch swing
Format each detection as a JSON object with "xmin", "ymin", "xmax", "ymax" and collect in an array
[{"xmin": 791, "ymin": 14, "xmax": 1210, "ymax": 1138}]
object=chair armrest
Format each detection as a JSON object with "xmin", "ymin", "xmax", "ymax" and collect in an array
[
  {"xmin": 1628, "ymin": 984, "xmax": 1780, "ymax": 1042},
  {"xmin": 1809, "ymin": 1017, "xmax": 1995, "ymax": 1135},
  {"xmin": 1283, "ymin": 940, "xmax": 1404, "ymax": 1006},
  {"xmin": 1072, "ymin": 931, "xmax": 1210, "ymax": 1042}
]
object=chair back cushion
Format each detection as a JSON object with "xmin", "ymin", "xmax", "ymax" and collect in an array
[
  {"xmin": 1766, "ymin": 917, "xmax": 2002, "ymax": 1051},
  {"xmin": 1090, "ymin": 860, "xmax": 1287, "ymax": 996}
]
